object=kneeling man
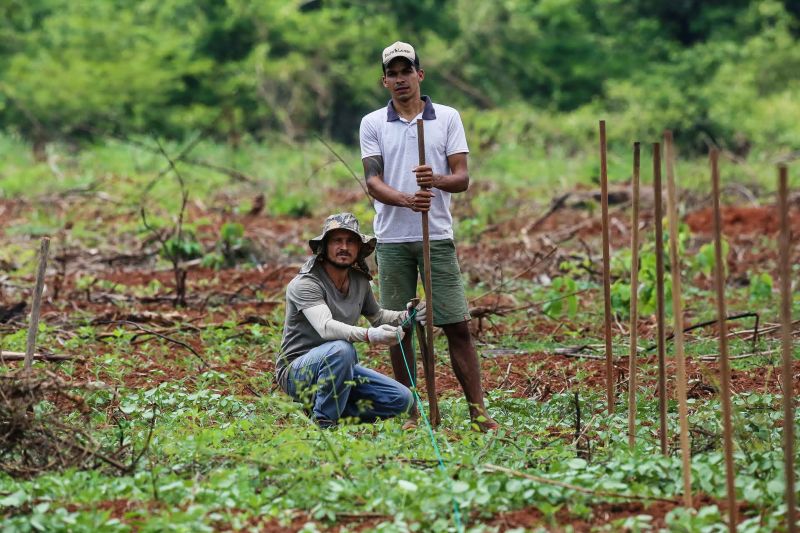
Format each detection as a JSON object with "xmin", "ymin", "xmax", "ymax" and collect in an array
[{"xmin": 276, "ymin": 213, "xmax": 425, "ymax": 427}]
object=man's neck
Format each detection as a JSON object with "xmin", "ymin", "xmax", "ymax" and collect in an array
[
  {"xmin": 322, "ymin": 261, "xmax": 349, "ymax": 286},
  {"xmin": 392, "ymin": 97, "xmax": 425, "ymax": 122}
]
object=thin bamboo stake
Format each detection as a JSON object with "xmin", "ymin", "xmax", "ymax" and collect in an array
[
  {"xmin": 24, "ymin": 237, "xmax": 50, "ymax": 372},
  {"xmin": 599, "ymin": 120, "xmax": 614, "ymax": 415},
  {"xmin": 710, "ymin": 148, "xmax": 737, "ymax": 531},
  {"xmin": 628, "ymin": 142, "xmax": 641, "ymax": 448},
  {"xmin": 778, "ymin": 164, "xmax": 797, "ymax": 533},
  {"xmin": 416, "ymin": 118, "xmax": 440, "ymax": 427},
  {"xmin": 653, "ymin": 142, "xmax": 668, "ymax": 456},
  {"xmin": 664, "ymin": 131, "xmax": 692, "ymax": 508}
]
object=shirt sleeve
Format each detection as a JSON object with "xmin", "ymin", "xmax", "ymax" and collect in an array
[
  {"xmin": 287, "ymin": 277, "xmax": 325, "ymax": 311},
  {"xmin": 445, "ymin": 110, "xmax": 469, "ymax": 156},
  {"xmin": 303, "ymin": 304, "xmax": 368, "ymax": 342},
  {"xmin": 359, "ymin": 115, "xmax": 382, "ymax": 158}
]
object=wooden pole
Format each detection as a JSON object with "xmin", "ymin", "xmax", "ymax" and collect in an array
[
  {"xmin": 599, "ymin": 120, "xmax": 614, "ymax": 415},
  {"xmin": 778, "ymin": 164, "xmax": 797, "ymax": 533},
  {"xmin": 710, "ymin": 148, "xmax": 737, "ymax": 531},
  {"xmin": 628, "ymin": 142, "xmax": 641, "ymax": 448},
  {"xmin": 416, "ymin": 118, "xmax": 440, "ymax": 427},
  {"xmin": 664, "ymin": 130, "xmax": 692, "ymax": 508},
  {"xmin": 24, "ymin": 237, "xmax": 50, "ymax": 372},
  {"xmin": 653, "ymin": 142, "xmax": 668, "ymax": 456}
]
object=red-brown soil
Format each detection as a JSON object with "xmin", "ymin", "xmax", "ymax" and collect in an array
[
  {"xmin": 486, "ymin": 493, "xmax": 752, "ymax": 531},
  {"xmin": 1, "ymin": 191, "xmax": 797, "ymax": 530},
  {"xmin": 2, "ymin": 195, "xmax": 796, "ymax": 398}
]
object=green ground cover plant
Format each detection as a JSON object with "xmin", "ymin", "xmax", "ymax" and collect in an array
[{"xmin": 0, "ymin": 126, "xmax": 798, "ymax": 531}]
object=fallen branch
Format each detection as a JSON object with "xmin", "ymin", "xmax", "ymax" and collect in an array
[
  {"xmin": 315, "ymin": 135, "xmax": 374, "ymax": 211},
  {"xmin": 0, "ymin": 351, "xmax": 75, "ymax": 363},
  {"xmin": 644, "ymin": 312, "xmax": 760, "ymax": 354},
  {"xmin": 698, "ymin": 348, "xmax": 780, "ymax": 362},
  {"xmin": 469, "ymin": 247, "xmax": 557, "ymax": 304},
  {"xmin": 335, "ymin": 512, "xmax": 390, "ymax": 520},
  {"xmin": 557, "ymin": 350, "xmax": 619, "ymax": 361},
  {"xmin": 110, "ymin": 127, "xmax": 257, "ymax": 187},
  {"xmin": 470, "ymin": 288, "xmax": 589, "ymax": 320},
  {"xmin": 97, "ymin": 320, "xmax": 209, "ymax": 369},
  {"xmin": 524, "ymin": 194, "xmax": 571, "ymax": 234}
]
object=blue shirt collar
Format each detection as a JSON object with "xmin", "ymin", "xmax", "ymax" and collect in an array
[{"xmin": 386, "ymin": 95, "xmax": 436, "ymax": 122}]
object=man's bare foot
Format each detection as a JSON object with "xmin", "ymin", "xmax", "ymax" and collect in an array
[
  {"xmin": 401, "ymin": 418, "xmax": 418, "ymax": 430},
  {"xmin": 471, "ymin": 415, "xmax": 500, "ymax": 432},
  {"xmin": 402, "ymin": 414, "xmax": 419, "ymax": 430},
  {"xmin": 401, "ymin": 405, "xmax": 420, "ymax": 430}
]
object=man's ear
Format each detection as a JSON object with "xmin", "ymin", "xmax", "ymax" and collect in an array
[
  {"xmin": 381, "ymin": 75, "xmax": 388, "ymax": 88},
  {"xmin": 417, "ymin": 69, "xmax": 425, "ymax": 82}
]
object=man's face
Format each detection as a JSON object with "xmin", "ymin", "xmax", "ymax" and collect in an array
[
  {"xmin": 382, "ymin": 58, "xmax": 424, "ymax": 102},
  {"xmin": 324, "ymin": 229, "xmax": 361, "ymax": 269}
]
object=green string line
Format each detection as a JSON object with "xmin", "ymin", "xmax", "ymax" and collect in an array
[{"xmin": 399, "ymin": 311, "xmax": 464, "ymax": 533}]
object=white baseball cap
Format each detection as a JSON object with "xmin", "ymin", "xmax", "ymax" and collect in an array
[{"xmin": 382, "ymin": 41, "xmax": 419, "ymax": 68}]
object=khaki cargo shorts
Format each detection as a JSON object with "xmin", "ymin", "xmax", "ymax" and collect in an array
[{"xmin": 376, "ymin": 239, "xmax": 471, "ymax": 326}]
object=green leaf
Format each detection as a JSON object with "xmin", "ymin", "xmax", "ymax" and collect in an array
[
  {"xmin": 397, "ymin": 480, "xmax": 418, "ymax": 492},
  {"xmin": 568, "ymin": 458, "xmax": 588, "ymax": 469},
  {"xmin": 451, "ymin": 481, "xmax": 470, "ymax": 494},
  {"xmin": 506, "ymin": 479, "xmax": 523, "ymax": 493},
  {"xmin": 0, "ymin": 490, "xmax": 27, "ymax": 507},
  {"xmin": 766, "ymin": 477, "xmax": 784, "ymax": 496}
]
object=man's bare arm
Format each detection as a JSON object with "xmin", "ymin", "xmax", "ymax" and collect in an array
[
  {"xmin": 363, "ymin": 155, "xmax": 434, "ymax": 212},
  {"xmin": 413, "ymin": 152, "xmax": 469, "ymax": 193}
]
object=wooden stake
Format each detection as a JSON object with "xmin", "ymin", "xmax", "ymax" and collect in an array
[
  {"xmin": 778, "ymin": 164, "xmax": 797, "ymax": 533},
  {"xmin": 599, "ymin": 120, "xmax": 614, "ymax": 415},
  {"xmin": 24, "ymin": 237, "xmax": 50, "ymax": 372},
  {"xmin": 664, "ymin": 130, "xmax": 692, "ymax": 508},
  {"xmin": 628, "ymin": 142, "xmax": 641, "ymax": 448},
  {"xmin": 710, "ymin": 148, "xmax": 737, "ymax": 531},
  {"xmin": 416, "ymin": 118, "xmax": 440, "ymax": 427},
  {"xmin": 653, "ymin": 142, "xmax": 668, "ymax": 456}
]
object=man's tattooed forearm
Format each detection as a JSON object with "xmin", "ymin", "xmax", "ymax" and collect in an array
[{"xmin": 363, "ymin": 156, "xmax": 384, "ymax": 178}]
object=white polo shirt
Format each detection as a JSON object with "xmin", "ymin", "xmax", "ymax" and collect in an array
[{"xmin": 359, "ymin": 96, "xmax": 469, "ymax": 243}]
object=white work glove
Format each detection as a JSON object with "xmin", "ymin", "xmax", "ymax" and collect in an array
[
  {"xmin": 366, "ymin": 324, "xmax": 405, "ymax": 346},
  {"xmin": 403, "ymin": 300, "xmax": 427, "ymax": 327}
]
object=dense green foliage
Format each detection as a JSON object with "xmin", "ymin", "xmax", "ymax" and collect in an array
[
  {"xmin": 1, "ymin": 0, "xmax": 799, "ymax": 152},
  {"xmin": 0, "ymin": 320, "xmax": 797, "ymax": 532},
  {"xmin": 0, "ymin": 135, "xmax": 798, "ymax": 530}
]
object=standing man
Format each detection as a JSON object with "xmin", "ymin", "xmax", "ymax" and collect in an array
[
  {"xmin": 359, "ymin": 41, "xmax": 498, "ymax": 431},
  {"xmin": 276, "ymin": 212, "xmax": 425, "ymax": 427}
]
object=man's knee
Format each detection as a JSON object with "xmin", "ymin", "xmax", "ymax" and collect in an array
[
  {"xmin": 399, "ymin": 386, "xmax": 414, "ymax": 413},
  {"xmin": 384, "ymin": 383, "xmax": 413, "ymax": 415},
  {"xmin": 324, "ymin": 340, "xmax": 357, "ymax": 369}
]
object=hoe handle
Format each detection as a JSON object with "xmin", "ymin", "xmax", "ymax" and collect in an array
[{"xmin": 416, "ymin": 119, "xmax": 440, "ymax": 427}]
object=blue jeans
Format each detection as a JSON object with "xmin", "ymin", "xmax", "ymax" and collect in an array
[{"xmin": 285, "ymin": 340, "xmax": 413, "ymax": 425}]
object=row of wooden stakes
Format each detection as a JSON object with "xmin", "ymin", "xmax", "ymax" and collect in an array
[{"xmin": 596, "ymin": 121, "xmax": 796, "ymax": 532}]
